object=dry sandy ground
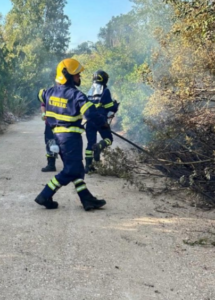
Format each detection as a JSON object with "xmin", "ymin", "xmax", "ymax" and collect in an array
[{"xmin": 0, "ymin": 116, "xmax": 215, "ymax": 300}]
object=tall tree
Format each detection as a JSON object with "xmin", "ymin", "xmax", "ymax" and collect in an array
[
  {"xmin": 3, "ymin": 0, "xmax": 71, "ymax": 115},
  {"xmin": 0, "ymin": 16, "xmax": 10, "ymax": 117}
]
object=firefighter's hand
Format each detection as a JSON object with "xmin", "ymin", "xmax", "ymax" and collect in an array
[
  {"xmin": 41, "ymin": 112, "xmax": 46, "ymax": 121},
  {"xmin": 114, "ymin": 100, "xmax": 120, "ymax": 105},
  {"xmin": 114, "ymin": 100, "xmax": 120, "ymax": 111},
  {"xmin": 101, "ymin": 123, "xmax": 110, "ymax": 130}
]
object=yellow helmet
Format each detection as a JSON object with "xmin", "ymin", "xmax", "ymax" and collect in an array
[{"xmin": 55, "ymin": 58, "xmax": 85, "ymax": 84}]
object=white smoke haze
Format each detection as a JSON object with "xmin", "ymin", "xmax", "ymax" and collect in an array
[{"xmin": 69, "ymin": 1, "xmax": 176, "ymax": 145}]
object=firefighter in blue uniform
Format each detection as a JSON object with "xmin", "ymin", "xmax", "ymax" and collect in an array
[
  {"xmin": 35, "ymin": 58, "xmax": 107, "ymax": 211},
  {"xmin": 85, "ymin": 70, "xmax": 119, "ymax": 173}
]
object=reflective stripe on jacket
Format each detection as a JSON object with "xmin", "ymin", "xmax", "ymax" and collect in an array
[
  {"xmin": 38, "ymin": 84, "xmax": 105, "ymax": 133},
  {"xmin": 88, "ymin": 87, "xmax": 118, "ymax": 117}
]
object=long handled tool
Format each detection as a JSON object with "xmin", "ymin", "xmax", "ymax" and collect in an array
[
  {"xmin": 111, "ymin": 130, "xmax": 147, "ymax": 153},
  {"xmin": 108, "ymin": 113, "xmax": 160, "ymax": 162},
  {"xmin": 110, "ymin": 129, "xmax": 162, "ymax": 163},
  {"xmin": 84, "ymin": 114, "xmax": 164, "ymax": 165}
]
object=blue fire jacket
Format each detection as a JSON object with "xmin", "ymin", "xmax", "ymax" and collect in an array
[
  {"xmin": 38, "ymin": 84, "xmax": 105, "ymax": 134},
  {"xmin": 87, "ymin": 84, "xmax": 119, "ymax": 119}
]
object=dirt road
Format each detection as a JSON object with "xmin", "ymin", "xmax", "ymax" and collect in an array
[{"xmin": 0, "ymin": 116, "xmax": 215, "ymax": 300}]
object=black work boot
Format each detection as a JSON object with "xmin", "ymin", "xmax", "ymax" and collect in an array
[
  {"xmin": 35, "ymin": 193, "xmax": 58, "ymax": 209},
  {"xmin": 92, "ymin": 140, "xmax": 108, "ymax": 162},
  {"xmin": 81, "ymin": 195, "xmax": 106, "ymax": 211},
  {"xmin": 84, "ymin": 157, "xmax": 96, "ymax": 174},
  {"xmin": 41, "ymin": 157, "xmax": 56, "ymax": 172}
]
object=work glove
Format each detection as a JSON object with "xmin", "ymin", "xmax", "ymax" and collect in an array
[
  {"xmin": 101, "ymin": 123, "xmax": 110, "ymax": 130},
  {"xmin": 41, "ymin": 112, "xmax": 46, "ymax": 121},
  {"xmin": 107, "ymin": 111, "xmax": 115, "ymax": 119},
  {"xmin": 114, "ymin": 100, "xmax": 120, "ymax": 105},
  {"xmin": 113, "ymin": 100, "xmax": 120, "ymax": 112}
]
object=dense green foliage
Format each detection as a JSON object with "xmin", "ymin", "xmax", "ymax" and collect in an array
[{"xmin": 0, "ymin": 0, "xmax": 70, "ymax": 117}]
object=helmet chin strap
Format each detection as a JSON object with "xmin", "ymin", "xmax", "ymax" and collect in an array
[
  {"xmin": 74, "ymin": 79, "xmax": 81, "ymax": 87},
  {"xmin": 61, "ymin": 68, "xmax": 74, "ymax": 87},
  {"xmin": 65, "ymin": 77, "xmax": 75, "ymax": 87}
]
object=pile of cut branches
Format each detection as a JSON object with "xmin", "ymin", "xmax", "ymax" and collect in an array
[
  {"xmin": 96, "ymin": 105, "xmax": 215, "ymax": 208},
  {"xmin": 144, "ymin": 104, "xmax": 215, "ymax": 207},
  {"xmin": 95, "ymin": 146, "xmax": 187, "ymax": 202}
]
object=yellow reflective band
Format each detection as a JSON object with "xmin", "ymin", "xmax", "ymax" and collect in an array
[
  {"xmin": 48, "ymin": 181, "xmax": 56, "ymax": 191},
  {"xmin": 103, "ymin": 102, "xmax": 114, "ymax": 109},
  {"xmin": 38, "ymin": 89, "xmax": 45, "ymax": 103},
  {"xmin": 85, "ymin": 150, "xmax": 93, "ymax": 157},
  {"xmin": 104, "ymin": 138, "xmax": 112, "ymax": 145},
  {"xmin": 52, "ymin": 177, "xmax": 61, "ymax": 187},
  {"xmin": 95, "ymin": 103, "xmax": 102, "ymax": 108},
  {"xmin": 53, "ymin": 126, "xmax": 85, "ymax": 134},
  {"xmin": 46, "ymin": 111, "xmax": 82, "ymax": 122},
  {"xmin": 85, "ymin": 150, "xmax": 93, "ymax": 154},
  {"xmin": 76, "ymin": 184, "xmax": 87, "ymax": 192},
  {"xmin": 73, "ymin": 179, "xmax": 84, "ymax": 185},
  {"xmin": 80, "ymin": 102, "xmax": 94, "ymax": 115}
]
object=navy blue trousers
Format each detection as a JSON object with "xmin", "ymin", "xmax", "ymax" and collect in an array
[
  {"xmin": 85, "ymin": 120, "xmax": 113, "ymax": 151},
  {"xmin": 54, "ymin": 132, "xmax": 85, "ymax": 186}
]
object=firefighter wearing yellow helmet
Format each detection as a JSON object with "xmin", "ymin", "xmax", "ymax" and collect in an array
[
  {"xmin": 35, "ymin": 58, "xmax": 107, "ymax": 211},
  {"xmin": 55, "ymin": 58, "xmax": 85, "ymax": 84}
]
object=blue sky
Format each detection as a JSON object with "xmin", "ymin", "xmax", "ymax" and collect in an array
[{"xmin": 0, "ymin": 0, "xmax": 133, "ymax": 48}]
